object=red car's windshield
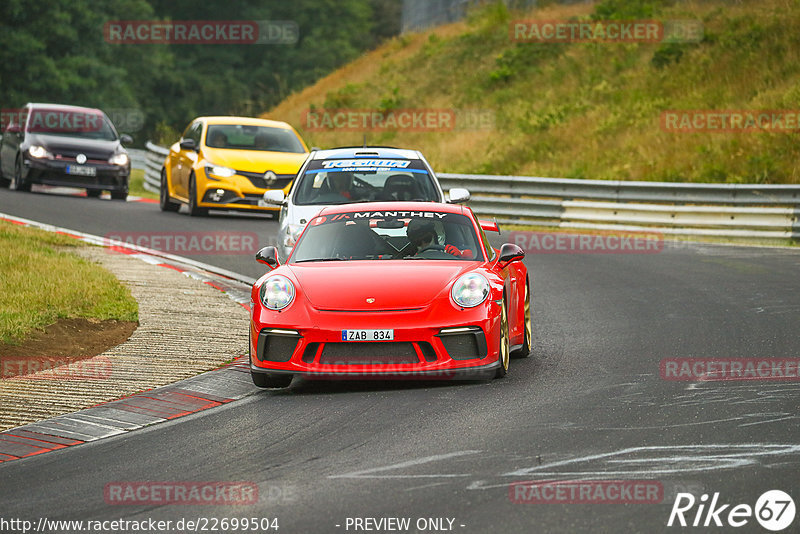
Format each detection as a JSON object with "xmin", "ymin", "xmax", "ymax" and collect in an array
[{"xmin": 291, "ymin": 211, "xmax": 484, "ymax": 262}]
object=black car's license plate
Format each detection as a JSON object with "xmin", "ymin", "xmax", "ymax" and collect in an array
[{"xmin": 67, "ymin": 165, "xmax": 96, "ymax": 177}]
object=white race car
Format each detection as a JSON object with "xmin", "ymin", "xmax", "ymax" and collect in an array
[{"xmin": 260, "ymin": 146, "xmax": 470, "ymax": 259}]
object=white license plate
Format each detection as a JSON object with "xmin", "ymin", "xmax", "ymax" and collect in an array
[
  {"xmin": 341, "ymin": 329, "xmax": 394, "ymax": 341},
  {"xmin": 67, "ymin": 165, "xmax": 96, "ymax": 176}
]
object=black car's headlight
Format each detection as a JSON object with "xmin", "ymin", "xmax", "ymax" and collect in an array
[
  {"xmin": 28, "ymin": 145, "xmax": 53, "ymax": 159},
  {"xmin": 109, "ymin": 153, "xmax": 129, "ymax": 166}
]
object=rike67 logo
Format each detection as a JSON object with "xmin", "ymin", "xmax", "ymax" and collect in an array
[{"xmin": 667, "ymin": 490, "xmax": 795, "ymax": 531}]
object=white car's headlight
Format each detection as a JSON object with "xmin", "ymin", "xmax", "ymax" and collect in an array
[
  {"xmin": 205, "ymin": 164, "xmax": 236, "ymax": 179},
  {"xmin": 260, "ymin": 275, "xmax": 295, "ymax": 310},
  {"xmin": 283, "ymin": 224, "xmax": 304, "ymax": 248},
  {"xmin": 28, "ymin": 145, "xmax": 52, "ymax": 159},
  {"xmin": 109, "ymin": 153, "xmax": 129, "ymax": 166},
  {"xmin": 451, "ymin": 273, "xmax": 490, "ymax": 308}
]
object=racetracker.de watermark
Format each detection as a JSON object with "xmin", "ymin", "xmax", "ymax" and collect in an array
[
  {"xmin": 1, "ymin": 356, "xmax": 112, "ymax": 380},
  {"xmin": 1, "ymin": 107, "xmax": 144, "ymax": 133},
  {"xmin": 304, "ymin": 366, "xmax": 459, "ymax": 381},
  {"xmin": 103, "ymin": 231, "xmax": 259, "ymax": 256},
  {"xmin": 660, "ymin": 358, "xmax": 800, "ymax": 381},
  {"xmin": 104, "ymin": 482, "xmax": 259, "ymax": 506},
  {"xmin": 303, "ymin": 108, "xmax": 494, "ymax": 132},
  {"xmin": 510, "ymin": 19, "xmax": 702, "ymax": 43},
  {"xmin": 104, "ymin": 20, "xmax": 298, "ymax": 45},
  {"xmin": 509, "ymin": 480, "xmax": 664, "ymax": 504},
  {"xmin": 510, "ymin": 230, "xmax": 664, "ymax": 254},
  {"xmin": 661, "ymin": 110, "xmax": 800, "ymax": 133}
]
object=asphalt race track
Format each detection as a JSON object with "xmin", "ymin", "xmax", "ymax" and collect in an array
[{"xmin": 1, "ymin": 187, "xmax": 799, "ymax": 533}]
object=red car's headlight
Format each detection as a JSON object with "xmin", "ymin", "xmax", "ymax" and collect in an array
[
  {"xmin": 259, "ymin": 275, "xmax": 295, "ymax": 310},
  {"xmin": 451, "ymin": 273, "xmax": 489, "ymax": 308}
]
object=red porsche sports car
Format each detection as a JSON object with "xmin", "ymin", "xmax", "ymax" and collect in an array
[{"xmin": 249, "ymin": 202, "xmax": 531, "ymax": 388}]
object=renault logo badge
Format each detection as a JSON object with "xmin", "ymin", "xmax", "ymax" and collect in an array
[{"xmin": 263, "ymin": 171, "xmax": 277, "ymax": 186}]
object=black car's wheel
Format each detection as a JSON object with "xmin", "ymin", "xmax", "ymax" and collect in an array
[
  {"xmin": 511, "ymin": 280, "xmax": 532, "ymax": 358},
  {"xmin": 159, "ymin": 168, "xmax": 180, "ymax": 212},
  {"xmin": 0, "ymin": 161, "xmax": 9, "ymax": 188},
  {"xmin": 495, "ymin": 299, "xmax": 510, "ymax": 378},
  {"xmin": 188, "ymin": 173, "xmax": 208, "ymax": 216},
  {"xmin": 251, "ymin": 372, "xmax": 293, "ymax": 389},
  {"xmin": 111, "ymin": 189, "xmax": 128, "ymax": 201},
  {"xmin": 11, "ymin": 157, "xmax": 31, "ymax": 192},
  {"xmin": 86, "ymin": 189, "xmax": 102, "ymax": 198}
]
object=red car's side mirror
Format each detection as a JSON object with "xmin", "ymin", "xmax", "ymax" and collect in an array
[
  {"xmin": 497, "ymin": 243, "xmax": 525, "ymax": 266},
  {"xmin": 256, "ymin": 246, "xmax": 280, "ymax": 270}
]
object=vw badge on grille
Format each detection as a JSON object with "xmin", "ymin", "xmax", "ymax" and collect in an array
[{"xmin": 76, "ymin": 154, "xmax": 87, "ymax": 164}]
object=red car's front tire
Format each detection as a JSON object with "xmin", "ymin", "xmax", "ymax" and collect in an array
[
  {"xmin": 511, "ymin": 280, "xmax": 531, "ymax": 358},
  {"xmin": 251, "ymin": 372, "xmax": 292, "ymax": 389},
  {"xmin": 495, "ymin": 299, "xmax": 510, "ymax": 378}
]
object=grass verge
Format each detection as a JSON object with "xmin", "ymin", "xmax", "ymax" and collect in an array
[
  {"xmin": 129, "ymin": 168, "xmax": 159, "ymax": 200},
  {"xmin": 267, "ymin": 0, "xmax": 800, "ymax": 183},
  {"xmin": 0, "ymin": 221, "xmax": 139, "ymax": 344}
]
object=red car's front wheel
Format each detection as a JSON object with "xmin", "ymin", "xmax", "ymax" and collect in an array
[{"xmin": 495, "ymin": 299, "xmax": 510, "ymax": 378}]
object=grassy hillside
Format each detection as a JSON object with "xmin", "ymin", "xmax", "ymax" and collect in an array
[{"xmin": 266, "ymin": 0, "xmax": 800, "ymax": 184}]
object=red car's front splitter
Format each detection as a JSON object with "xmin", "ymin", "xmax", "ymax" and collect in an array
[{"xmin": 249, "ymin": 318, "xmax": 502, "ymax": 381}]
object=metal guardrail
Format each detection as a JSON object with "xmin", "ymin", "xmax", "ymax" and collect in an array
[
  {"xmin": 438, "ymin": 173, "xmax": 800, "ymax": 241},
  {"xmin": 143, "ymin": 142, "xmax": 799, "ymax": 241},
  {"xmin": 143, "ymin": 141, "xmax": 169, "ymax": 194},
  {"xmin": 127, "ymin": 148, "xmax": 149, "ymax": 171}
]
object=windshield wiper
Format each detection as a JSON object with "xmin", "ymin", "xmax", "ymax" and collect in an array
[{"xmin": 294, "ymin": 257, "xmax": 348, "ymax": 263}]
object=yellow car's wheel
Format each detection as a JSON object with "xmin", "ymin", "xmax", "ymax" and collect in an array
[
  {"xmin": 159, "ymin": 168, "xmax": 179, "ymax": 212},
  {"xmin": 188, "ymin": 173, "xmax": 208, "ymax": 217}
]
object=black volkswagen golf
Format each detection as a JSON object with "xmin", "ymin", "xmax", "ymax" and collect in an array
[{"xmin": 0, "ymin": 103, "xmax": 132, "ymax": 200}]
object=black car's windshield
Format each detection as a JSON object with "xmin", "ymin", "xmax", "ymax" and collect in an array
[
  {"xmin": 205, "ymin": 124, "xmax": 305, "ymax": 153},
  {"xmin": 293, "ymin": 158, "xmax": 439, "ymax": 206},
  {"xmin": 290, "ymin": 210, "xmax": 484, "ymax": 262},
  {"xmin": 27, "ymin": 109, "xmax": 118, "ymax": 141}
]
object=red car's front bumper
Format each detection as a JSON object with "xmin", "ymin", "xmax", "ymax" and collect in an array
[{"xmin": 250, "ymin": 302, "xmax": 503, "ymax": 380}]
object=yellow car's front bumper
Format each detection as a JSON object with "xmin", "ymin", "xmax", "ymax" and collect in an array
[{"xmin": 195, "ymin": 169, "xmax": 292, "ymax": 212}]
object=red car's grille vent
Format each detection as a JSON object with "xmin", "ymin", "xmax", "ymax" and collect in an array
[
  {"xmin": 256, "ymin": 330, "xmax": 300, "ymax": 363},
  {"xmin": 318, "ymin": 342, "xmax": 420, "ymax": 365},
  {"xmin": 437, "ymin": 327, "xmax": 487, "ymax": 361}
]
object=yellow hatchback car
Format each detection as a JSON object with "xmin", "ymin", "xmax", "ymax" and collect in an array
[{"xmin": 160, "ymin": 116, "xmax": 309, "ymax": 216}]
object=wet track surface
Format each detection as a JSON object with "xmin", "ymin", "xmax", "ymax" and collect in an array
[{"xmin": 1, "ymin": 188, "xmax": 799, "ymax": 533}]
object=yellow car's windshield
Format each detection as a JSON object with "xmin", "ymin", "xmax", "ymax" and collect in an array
[{"xmin": 205, "ymin": 124, "xmax": 305, "ymax": 153}]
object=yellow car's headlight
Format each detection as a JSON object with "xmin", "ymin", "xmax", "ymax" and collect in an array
[{"xmin": 205, "ymin": 164, "xmax": 236, "ymax": 179}]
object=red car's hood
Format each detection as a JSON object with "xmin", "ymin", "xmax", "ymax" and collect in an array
[{"xmin": 287, "ymin": 262, "xmax": 477, "ymax": 310}]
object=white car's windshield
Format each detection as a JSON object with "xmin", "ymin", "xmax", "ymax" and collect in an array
[{"xmin": 293, "ymin": 158, "xmax": 439, "ymax": 206}]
